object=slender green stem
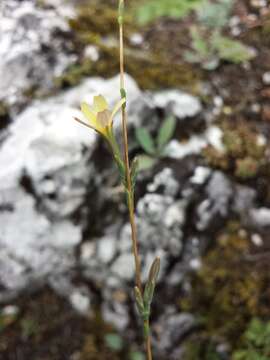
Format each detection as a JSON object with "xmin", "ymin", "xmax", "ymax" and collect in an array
[
  {"xmin": 118, "ymin": 1, "xmax": 153, "ymax": 359},
  {"xmin": 118, "ymin": 0, "xmax": 142, "ymax": 293},
  {"xmin": 145, "ymin": 319, "xmax": 152, "ymax": 360}
]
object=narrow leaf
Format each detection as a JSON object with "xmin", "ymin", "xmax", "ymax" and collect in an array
[
  {"xmin": 134, "ymin": 286, "xmax": 145, "ymax": 316},
  {"xmin": 143, "ymin": 281, "xmax": 155, "ymax": 309},
  {"xmin": 130, "ymin": 157, "xmax": 139, "ymax": 189},
  {"xmin": 135, "ymin": 127, "xmax": 156, "ymax": 155},
  {"xmin": 114, "ymin": 155, "xmax": 126, "ymax": 186},
  {"xmin": 105, "ymin": 333, "xmax": 124, "ymax": 351},
  {"xmin": 137, "ymin": 155, "xmax": 158, "ymax": 171},
  {"xmin": 148, "ymin": 257, "xmax": 161, "ymax": 284},
  {"xmin": 157, "ymin": 116, "xmax": 176, "ymax": 152}
]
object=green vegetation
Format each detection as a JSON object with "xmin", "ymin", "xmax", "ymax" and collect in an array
[
  {"xmin": 104, "ymin": 332, "xmax": 145, "ymax": 359},
  {"xmin": 182, "ymin": 221, "xmax": 270, "ymax": 359},
  {"xmin": 185, "ymin": 28, "xmax": 255, "ymax": 70},
  {"xmin": 185, "ymin": 0, "xmax": 255, "ymax": 69},
  {"xmin": 185, "ymin": 339, "xmax": 222, "ymax": 360},
  {"xmin": 105, "ymin": 333, "xmax": 124, "ymax": 351},
  {"xmin": 135, "ymin": 116, "xmax": 176, "ymax": 170},
  {"xmin": 0, "ymin": 308, "xmax": 18, "ymax": 332},
  {"xmin": 54, "ymin": 0, "xmax": 201, "ymax": 91},
  {"xmin": 232, "ymin": 319, "xmax": 270, "ymax": 360},
  {"xmin": 135, "ymin": 0, "xmax": 202, "ymax": 25},
  {"xmin": 203, "ymin": 122, "xmax": 266, "ymax": 179},
  {"xmin": 20, "ymin": 317, "xmax": 38, "ymax": 340}
]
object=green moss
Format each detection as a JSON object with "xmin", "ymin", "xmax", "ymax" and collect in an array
[
  {"xmin": 0, "ymin": 101, "xmax": 9, "ymax": 118},
  {"xmin": 185, "ymin": 339, "xmax": 222, "ymax": 360},
  {"xmin": 55, "ymin": 0, "xmax": 201, "ymax": 91},
  {"xmin": 181, "ymin": 222, "xmax": 270, "ymax": 354},
  {"xmin": 0, "ymin": 101, "xmax": 11, "ymax": 130},
  {"xmin": 56, "ymin": 46, "xmax": 200, "ymax": 91},
  {"xmin": 80, "ymin": 312, "xmax": 122, "ymax": 360},
  {"xmin": 235, "ymin": 157, "xmax": 259, "ymax": 179},
  {"xmin": 203, "ymin": 121, "xmax": 266, "ymax": 180}
]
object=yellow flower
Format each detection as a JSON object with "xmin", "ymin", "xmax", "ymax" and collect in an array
[{"xmin": 78, "ymin": 95, "xmax": 125, "ymax": 138}]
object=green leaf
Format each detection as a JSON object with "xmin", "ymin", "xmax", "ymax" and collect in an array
[
  {"xmin": 143, "ymin": 258, "xmax": 160, "ymax": 310},
  {"xmin": 157, "ymin": 116, "xmax": 176, "ymax": 152},
  {"xmin": 129, "ymin": 351, "xmax": 145, "ymax": 360},
  {"xmin": 196, "ymin": 0, "xmax": 233, "ymax": 29},
  {"xmin": 137, "ymin": 155, "xmax": 158, "ymax": 171},
  {"xmin": 135, "ymin": 127, "xmax": 156, "ymax": 155},
  {"xmin": 114, "ymin": 155, "xmax": 126, "ymax": 187},
  {"xmin": 148, "ymin": 257, "xmax": 161, "ymax": 284},
  {"xmin": 105, "ymin": 333, "xmax": 124, "ymax": 351},
  {"xmin": 134, "ymin": 286, "xmax": 145, "ymax": 316},
  {"xmin": 135, "ymin": 0, "xmax": 202, "ymax": 25},
  {"xmin": 212, "ymin": 34, "xmax": 255, "ymax": 64},
  {"xmin": 143, "ymin": 281, "xmax": 155, "ymax": 310},
  {"xmin": 130, "ymin": 157, "xmax": 139, "ymax": 190},
  {"xmin": 190, "ymin": 26, "xmax": 209, "ymax": 58}
]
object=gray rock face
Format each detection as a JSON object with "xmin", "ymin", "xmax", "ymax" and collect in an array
[
  {"xmin": 249, "ymin": 208, "xmax": 270, "ymax": 228},
  {"xmin": 0, "ymin": 187, "xmax": 81, "ymax": 297},
  {"xmin": 152, "ymin": 90, "xmax": 202, "ymax": 119},
  {"xmin": 154, "ymin": 308, "xmax": 195, "ymax": 355},
  {"xmin": 164, "ymin": 125, "xmax": 224, "ymax": 159},
  {"xmin": 0, "ymin": 74, "xmax": 141, "ymax": 300},
  {"xmin": 196, "ymin": 171, "xmax": 233, "ymax": 231},
  {"xmin": 136, "ymin": 194, "xmax": 186, "ymax": 255},
  {"xmin": 0, "ymin": 0, "xmax": 75, "ymax": 106}
]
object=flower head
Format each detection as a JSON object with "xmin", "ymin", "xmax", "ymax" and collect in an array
[{"xmin": 79, "ymin": 95, "xmax": 125, "ymax": 138}]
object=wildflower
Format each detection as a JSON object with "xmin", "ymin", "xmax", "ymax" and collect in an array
[{"xmin": 76, "ymin": 95, "xmax": 125, "ymax": 139}]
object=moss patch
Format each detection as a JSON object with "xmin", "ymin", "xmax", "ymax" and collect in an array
[
  {"xmin": 55, "ymin": 0, "xmax": 201, "ymax": 91},
  {"xmin": 203, "ymin": 121, "xmax": 267, "ymax": 180},
  {"xmin": 0, "ymin": 101, "xmax": 11, "ymax": 130},
  {"xmin": 181, "ymin": 222, "xmax": 270, "ymax": 358},
  {"xmin": 0, "ymin": 288, "xmax": 131, "ymax": 360}
]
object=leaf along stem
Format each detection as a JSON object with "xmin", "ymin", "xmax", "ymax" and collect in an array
[{"xmin": 118, "ymin": 1, "xmax": 153, "ymax": 359}]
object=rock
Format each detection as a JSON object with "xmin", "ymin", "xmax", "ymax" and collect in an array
[
  {"xmin": 80, "ymin": 242, "xmax": 96, "ymax": 264},
  {"xmin": 102, "ymin": 293, "xmax": 130, "ymax": 331},
  {"xmin": 233, "ymin": 185, "xmax": 256, "ymax": 214},
  {"xmin": 263, "ymin": 71, "xmax": 270, "ymax": 85},
  {"xmin": 0, "ymin": 188, "xmax": 81, "ymax": 299},
  {"xmin": 0, "ymin": 0, "xmax": 76, "ymax": 106},
  {"xmin": 111, "ymin": 253, "xmax": 135, "ymax": 281},
  {"xmin": 83, "ymin": 45, "xmax": 99, "ymax": 62},
  {"xmin": 2, "ymin": 305, "xmax": 19, "ymax": 317},
  {"xmin": 69, "ymin": 288, "xmax": 91, "ymax": 315},
  {"xmin": 196, "ymin": 171, "xmax": 232, "ymax": 230},
  {"xmin": 251, "ymin": 233, "xmax": 263, "ymax": 247},
  {"xmin": 249, "ymin": 208, "xmax": 270, "ymax": 227},
  {"xmin": 154, "ymin": 309, "xmax": 195, "ymax": 352},
  {"xmin": 0, "ymin": 73, "xmax": 141, "ymax": 298},
  {"xmin": 118, "ymin": 224, "xmax": 133, "ymax": 253},
  {"xmin": 147, "ymin": 168, "xmax": 179, "ymax": 197},
  {"xmin": 190, "ymin": 166, "xmax": 211, "ymax": 185},
  {"xmin": 164, "ymin": 126, "xmax": 224, "ymax": 159},
  {"xmin": 152, "ymin": 90, "xmax": 202, "ymax": 119},
  {"xmin": 97, "ymin": 236, "xmax": 117, "ymax": 264},
  {"xmin": 136, "ymin": 193, "xmax": 186, "ymax": 255}
]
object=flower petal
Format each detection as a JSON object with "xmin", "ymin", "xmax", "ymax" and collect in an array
[
  {"xmin": 109, "ymin": 98, "xmax": 126, "ymax": 125},
  {"xmin": 97, "ymin": 110, "xmax": 111, "ymax": 128},
  {"xmin": 93, "ymin": 95, "xmax": 108, "ymax": 113},
  {"xmin": 81, "ymin": 102, "xmax": 99, "ymax": 129}
]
